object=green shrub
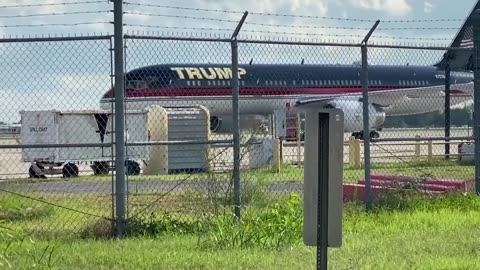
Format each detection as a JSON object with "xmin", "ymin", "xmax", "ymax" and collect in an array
[{"xmin": 199, "ymin": 192, "xmax": 303, "ymax": 250}]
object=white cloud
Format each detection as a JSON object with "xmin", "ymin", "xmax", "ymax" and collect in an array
[
  {"xmin": 424, "ymin": 1, "xmax": 434, "ymax": 13},
  {"xmin": 350, "ymin": 0, "xmax": 412, "ymax": 16},
  {"xmin": 0, "ymin": 74, "xmax": 109, "ymax": 123}
]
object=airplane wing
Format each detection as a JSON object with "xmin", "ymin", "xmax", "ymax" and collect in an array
[
  {"xmin": 366, "ymin": 82, "xmax": 473, "ymax": 115},
  {"xmin": 294, "ymin": 82, "xmax": 473, "ymax": 116}
]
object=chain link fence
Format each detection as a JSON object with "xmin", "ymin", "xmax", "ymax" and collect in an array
[
  {"xmin": 0, "ymin": 33, "xmax": 477, "ymax": 238},
  {"xmin": 0, "ymin": 36, "xmax": 116, "ymax": 238}
]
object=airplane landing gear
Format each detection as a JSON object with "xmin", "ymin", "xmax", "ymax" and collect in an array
[{"xmin": 351, "ymin": 131, "xmax": 380, "ymax": 140}]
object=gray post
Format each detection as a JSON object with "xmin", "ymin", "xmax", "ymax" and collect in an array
[
  {"xmin": 361, "ymin": 20, "xmax": 380, "ymax": 210},
  {"xmin": 231, "ymin": 12, "xmax": 248, "ymax": 219},
  {"xmin": 473, "ymin": 10, "xmax": 480, "ymax": 195},
  {"xmin": 113, "ymin": 0, "xmax": 126, "ymax": 236},
  {"xmin": 444, "ymin": 54, "xmax": 451, "ymax": 159}
]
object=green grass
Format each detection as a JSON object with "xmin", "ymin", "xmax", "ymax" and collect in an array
[
  {"xmin": 2, "ymin": 160, "xmax": 474, "ymax": 186},
  {"xmin": 1, "ymin": 193, "xmax": 480, "ymax": 269}
]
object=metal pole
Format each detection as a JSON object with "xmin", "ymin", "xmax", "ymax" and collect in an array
[
  {"xmin": 473, "ymin": 10, "xmax": 480, "ymax": 195},
  {"xmin": 113, "ymin": 0, "xmax": 126, "ymax": 236},
  {"xmin": 317, "ymin": 113, "xmax": 330, "ymax": 270},
  {"xmin": 231, "ymin": 11, "xmax": 248, "ymax": 220},
  {"xmin": 361, "ymin": 20, "xmax": 380, "ymax": 210},
  {"xmin": 445, "ymin": 54, "xmax": 451, "ymax": 159}
]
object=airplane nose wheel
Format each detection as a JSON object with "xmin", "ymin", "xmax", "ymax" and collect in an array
[
  {"xmin": 351, "ymin": 131, "xmax": 380, "ymax": 140},
  {"xmin": 369, "ymin": 131, "xmax": 380, "ymax": 139}
]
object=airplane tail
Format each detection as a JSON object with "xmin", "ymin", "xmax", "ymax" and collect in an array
[{"xmin": 434, "ymin": 0, "xmax": 480, "ymax": 71}]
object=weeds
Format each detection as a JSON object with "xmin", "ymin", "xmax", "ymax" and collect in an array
[
  {"xmin": 0, "ymin": 222, "xmax": 59, "ymax": 269},
  {"xmin": 199, "ymin": 193, "xmax": 303, "ymax": 250},
  {"xmin": 0, "ymin": 199, "xmax": 53, "ymax": 222}
]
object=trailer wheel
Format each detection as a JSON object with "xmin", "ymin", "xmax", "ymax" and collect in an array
[
  {"xmin": 63, "ymin": 163, "xmax": 79, "ymax": 178},
  {"xmin": 126, "ymin": 160, "xmax": 140, "ymax": 176},
  {"xmin": 28, "ymin": 163, "xmax": 45, "ymax": 178}
]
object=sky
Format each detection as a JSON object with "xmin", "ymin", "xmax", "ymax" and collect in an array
[
  {"xmin": 0, "ymin": 0, "xmax": 479, "ymax": 123},
  {"xmin": 0, "ymin": 0, "xmax": 478, "ymax": 43}
]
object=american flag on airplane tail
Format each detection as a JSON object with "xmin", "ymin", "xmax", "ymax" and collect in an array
[{"xmin": 460, "ymin": 25, "xmax": 474, "ymax": 48}]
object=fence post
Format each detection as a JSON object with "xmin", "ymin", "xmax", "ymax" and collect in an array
[
  {"xmin": 113, "ymin": 0, "xmax": 126, "ymax": 236},
  {"xmin": 296, "ymin": 113, "xmax": 302, "ymax": 165},
  {"xmin": 272, "ymin": 138, "xmax": 281, "ymax": 173},
  {"xmin": 361, "ymin": 20, "xmax": 380, "ymax": 210},
  {"xmin": 473, "ymin": 10, "xmax": 480, "ymax": 195},
  {"xmin": 444, "ymin": 53, "xmax": 451, "ymax": 160},
  {"xmin": 231, "ymin": 12, "xmax": 248, "ymax": 220},
  {"xmin": 415, "ymin": 135, "xmax": 421, "ymax": 159},
  {"xmin": 427, "ymin": 140, "xmax": 433, "ymax": 161},
  {"xmin": 348, "ymin": 136, "xmax": 361, "ymax": 169}
]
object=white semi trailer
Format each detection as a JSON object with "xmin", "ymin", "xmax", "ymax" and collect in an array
[{"xmin": 20, "ymin": 110, "xmax": 148, "ymax": 178}]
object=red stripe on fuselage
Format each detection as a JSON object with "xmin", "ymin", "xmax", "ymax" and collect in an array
[{"xmin": 122, "ymin": 86, "xmax": 407, "ymax": 98}]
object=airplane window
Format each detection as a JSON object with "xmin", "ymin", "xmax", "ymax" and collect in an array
[
  {"xmin": 187, "ymin": 81, "xmax": 191, "ymax": 86},
  {"xmin": 315, "ymin": 80, "xmax": 318, "ymax": 85},
  {"xmin": 197, "ymin": 81, "xmax": 201, "ymax": 86},
  {"xmin": 274, "ymin": 81, "xmax": 278, "ymax": 86},
  {"xmin": 126, "ymin": 79, "xmax": 149, "ymax": 90},
  {"xmin": 293, "ymin": 80, "xmax": 296, "ymax": 86},
  {"xmin": 301, "ymin": 80, "xmax": 305, "ymax": 85}
]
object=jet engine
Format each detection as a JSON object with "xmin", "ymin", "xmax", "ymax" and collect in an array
[
  {"xmin": 210, "ymin": 116, "xmax": 222, "ymax": 132},
  {"xmin": 325, "ymin": 99, "xmax": 386, "ymax": 139}
]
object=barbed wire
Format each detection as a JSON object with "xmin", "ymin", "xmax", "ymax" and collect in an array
[
  {"xmin": 0, "ymin": 22, "xmax": 111, "ymax": 28},
  {"xmin": 0, "ymin": 11, "xmax": 111, "ymax": 19},
  {"xmin": 0, "ymin": 0, "xmax": 107, "ymax": 9},
  {"xmin": 247, "ymin": 23, "xmax": 458, "ymax": 31},
  {"xmin": 123, "ymin": 13, "xmax": 459, "ymax": 32},
  {"xmin": 124, "ymin": 24, "xmax": 452, "ymax": 41},
  {"xmin": 122, "ymin": 2, "xmax": 465, "ymax": 23},
  {"xmin": 124, "ymin": 12, "xmax": 239, "ymax": 23}
]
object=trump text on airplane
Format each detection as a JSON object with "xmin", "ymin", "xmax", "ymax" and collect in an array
[{"xmin": 170, "ymin": 67, "xmax": 247, "ymax": 80}]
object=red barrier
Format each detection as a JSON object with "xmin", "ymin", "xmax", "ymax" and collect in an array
[{"xmin": 342, "ymin": 174, "xmax": 469, "ymax": 202}]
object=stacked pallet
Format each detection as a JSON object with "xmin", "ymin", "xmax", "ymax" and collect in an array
[{"xmin": 343, "ymin": 174, "xmax": 472, "ymax": 202}]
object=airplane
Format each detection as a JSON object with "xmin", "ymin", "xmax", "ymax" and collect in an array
[{"xmin": 99, "ymin": 1, "xmax": 479, "ymax": 140}]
